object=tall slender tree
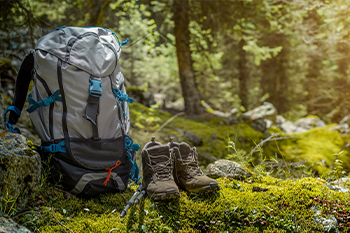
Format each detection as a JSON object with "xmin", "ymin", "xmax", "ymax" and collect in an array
[
  {"xmin": 86, "ymin": 0, "xmax": 112, "ymax": 26},
  {"xmin": 173, "ymin": 0, "xmax": 204, "ymax": 116}
]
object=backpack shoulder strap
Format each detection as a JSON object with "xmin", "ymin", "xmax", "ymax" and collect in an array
[{"xmin": 4, "ymin": 50, "xmax": 34, "ymax": 132}]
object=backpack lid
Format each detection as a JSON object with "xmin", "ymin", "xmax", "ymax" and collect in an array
[{"xmin": 36, "ymin": 27, "xmax": 121, "ymax": 77}]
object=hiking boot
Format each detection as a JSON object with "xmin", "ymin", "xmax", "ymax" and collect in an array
[
  {"xmin": 169, "ymin": 140, "xmax": 220, "ymax": 193},
  {"xmin": 141, "ymin": 137, "xmax": 180, "ymax": 200}
]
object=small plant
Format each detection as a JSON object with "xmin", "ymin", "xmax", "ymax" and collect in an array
[
  {"xmin": 226, "ymin": 136, "xmax": 249, "ymax": 168},
  {"xmin": 0, "ymin": 188, "xmax": 20, "ymax": 216}
]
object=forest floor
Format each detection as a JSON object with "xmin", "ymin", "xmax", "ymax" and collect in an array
[{"xmin": 3, "ymin": 102, "xmax": 350, "ymax": 232}]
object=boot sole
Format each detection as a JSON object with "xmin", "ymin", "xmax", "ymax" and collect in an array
[
  {"xmin": 148, "ymin": 189, "xmax": 180, "ymax": 201},
  {"xmin": 185, "ymin": 182, "xmax": 220, "ymax": 193}
]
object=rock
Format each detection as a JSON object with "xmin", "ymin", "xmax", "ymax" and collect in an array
[
  {"xmin": 153, "ymin": 93, "xmax": 166, "ymax": 107},
  {"xmin": 310, "ymin": 206, "xmax": 339, "ymax": 233},
  {"xmin": 212, "ymin": 110, "xmax": 230, "ymax": 118},
  {"xmin": 166, "ymin": 98, "xmax": 184, "ymax": 111},
  {"xmin": 324, "ymin": 183, "xmax": 349, "ymax": 193},
  {"xmin": 0, "ymin": 130, "xmax": 41, "ymax": 211},
  {"xmin": 250, "ymin": 119, "xmax": 272, "ymax": 134},
  {"xmin": 275, "ymin": 115, "xmax": 286, "ymax": 125},
  {"xmin": 230, "ymin": 108, "xmax": 238, "ymax": 116},
  {"xmin": 251, "ymin": 119, "xmax": 267, "ymax": 132},
  {"xmin": 0, "ymin": 211, "xmax": 32, "ymax": 233},
  {"xmin": 339, "ymin": 115, "xmax": 350, "ymax": 125},
  {"xmin": 328, "ymin": 123, "xmax": 349, "ymax": 135},
  {"xmin": 278, "ymin": 116, "xmax": 327, "ymax": 135},
  {"xmin": 279, "ymin": 121, "xmax": 308, "ymax": 134},
  {"xmin": 17, "ymin": 128, "xmax": 40, "ymax": 145},
  {"xmin": 241, "ymin": 102, "xmax": 277, "ymax": 122},
  {"xmin": 206, "ymin": 159, "xmax": 253, "ymax": 180},
  {"xmin": 294, "ymin": 116, "xmax": 326, "ymax": 130},
  {"xmin": 184, "ymin": 131, "xmax": 203, "ymax": 146},
  {"xmin": 329, "ymin": 177, "xmax": 350, "ymax": 188},
  {"xmin": 265, "ymin": 119, "xmax": 273, "ymax": 129}
]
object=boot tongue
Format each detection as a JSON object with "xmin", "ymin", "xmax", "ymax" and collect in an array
[
  {"xmin": 147, "ymin": 145, "xmax": 170, "ymax": 165},
  {"xmin": 179, "ymin": 142, "xmax": 193, "ymax": 160}
]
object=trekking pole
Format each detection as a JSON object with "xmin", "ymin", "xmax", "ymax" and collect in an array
[
  {"xmin": 120, "ymin": 185, "xmax": 143, "ymax": 217},
  {"xmin": 134, "ymin": 189, "xmax": 146, "ymax": 204}
]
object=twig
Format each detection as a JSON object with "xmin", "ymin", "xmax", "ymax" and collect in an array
[
  {"xmin": 246, "ymin": 133, "xmax": 281, "ymax": 160},
  {"xmin": 246, "ymin": 134, "xmax": 302, "ymax": 160},
  {"xmin": 122, "ymin": 28, "xmax": 168, "ymax": 48},
  {"xmin": 13, "ymin": 210, "xmax": 40, "ymax": 218},
  {"xmin": 154, "ymin": 112, "xmax": 185, "ymax": 133},
  {"xmin": 51, "ymin": 207, "xmax": 76, "ymax": 233}
]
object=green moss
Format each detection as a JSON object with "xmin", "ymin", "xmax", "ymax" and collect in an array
[
  {"xmin": 129, "ymin": 103, "xmax": 265, "ymax": 164},
  {"xmin": 24, "ymin": 148, "xmax": 36, "ymax": 156},
  {"xmin": 17, "ymin": 176, "xmax": 350, "ymax": 232},
  {"xmin": 268, "ymin": 126, "xmax": 283, "ymax": 134},
  {"xmin": 129, "ymin": 103, "xmax": 350, "ymax": 176},
  {"xmin": 278, "ymin": 127, "xmax": 349, "ymax": 175}
]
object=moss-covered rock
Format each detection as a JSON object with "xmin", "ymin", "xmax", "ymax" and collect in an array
[
  {"xmin": 0, "ymin": 211, "xmax": 32, "ymax": 233},
  {"xmin": 129, "ymin": 103, "xmax": 350, "ymax": 176},
  {"xmin": 129, "ymin": 103, "xmax": 265, "ymax": 165},
  {"xmin": 274, "ymin": 127, "xmax": 350, "ymax": 175},
  {"xmin": 0, "ymin": 130, "xmax": 41, "ymax": 212}
]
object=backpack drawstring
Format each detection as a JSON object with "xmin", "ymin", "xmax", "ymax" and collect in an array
[{"xmin": 104, "ymin": 160, "xmax": 121, "ymax": 185}]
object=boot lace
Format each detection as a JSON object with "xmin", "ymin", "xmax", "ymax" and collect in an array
[
  {"xmin": 180, "ymin": 149, "xmax": 204, "ymax": 177},
  {"xmin": 147, "ymin": 159, "xmax": 173, "ymax": 181}
]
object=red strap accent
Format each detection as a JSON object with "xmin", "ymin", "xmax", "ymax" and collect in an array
[{"xmin": 103, "ymin": 160, "xmax": 121, "ymax": 186}]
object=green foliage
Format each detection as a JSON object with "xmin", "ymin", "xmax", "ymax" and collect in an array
[
  {"xmin": 130, "ymin": 103, "xmax": 350, "ymax": 178},
  {"xmin": 278, "ymin": 127, "xmax": 350, "ymax": 176},
  {"xmin": 0, "ymin": 188, "xmax": 20, "ymax": 217},
  {"xmin": 14, "ymin": 175, "xmax": 350, "ymax": 232},
  {"xmin": 243, "ymin": 41, "xmax": 283, "ymax": 66}
]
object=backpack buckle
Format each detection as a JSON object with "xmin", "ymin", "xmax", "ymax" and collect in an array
[
  {"xmin": 89, "ymin": 78, "xmax": 102, "ymax": 97},
  {"xmin": 42, "ymin": 96, "xmax": 54, "ymax": 106},
  {"xmin": 49, "ymin": 144, "xmax": 60, "ymax": 153}
]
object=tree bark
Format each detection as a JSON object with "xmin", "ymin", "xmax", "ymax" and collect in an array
[
  {"xmin": 86, "ymin": 0, "xmax": 112, "ymax": 26},
  {"xmin": 173, "ymin": 0, "xmax": 204, "ymax": 116},
  {"xmin": 304, "ymin": 9, "xmax": 322, "ymax": 114},
  {"xmin": 238, "ymin": 40, "xmax": 249, "ymax": 110},
  {"xmin": 260, "ymin": 33, "xmax": 289, "ymax": 114}
]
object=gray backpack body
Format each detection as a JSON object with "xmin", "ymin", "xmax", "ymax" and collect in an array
[{"xmin": 4, "ymin": 26, "xmax": 139, "ymax": 197}]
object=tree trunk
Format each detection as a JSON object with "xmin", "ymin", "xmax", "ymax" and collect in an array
[
  {"xmin": 304, "ymin": 9, "xmax": 322, "ymax": 114},
  {"xmin": 305, "ymin": 55, "xmax": 321, "ymax": 114},
  {"xmin": 86, "ymin": 0, "xmax": 112, "ymax": 26},
  {"xmin": 260, "ymin": 33, "xmax": 289, "ymax": 114},
  {"xmin": 238, "ymin": 40, "xmax": 249, "ymax": 110},
  {"xmin": 173, "ymin": 0, "xmax": 204, "ymax": 116}
]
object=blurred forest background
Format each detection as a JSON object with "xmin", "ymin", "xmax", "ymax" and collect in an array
[{"xmin": 1, "ymin": 0, "xmax": 350, "ymax": 121}]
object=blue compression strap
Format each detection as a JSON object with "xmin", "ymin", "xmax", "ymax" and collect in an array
[
  {"xmin": 40, "ymin": 141, "xmax": 66, "ymax": 153},
  {"xmin": 4, "ymin": 106, "xmax": 22, "ymax": 134},
  {"xmin": 6, "ymin": 121, "xmax": 21, "ymax": 134},
  {"xmin": 4, "ymin": 106, "xmax": 21, "ymax": 118},
  {"xmin": 125, "ymin": 137, "xmax": 140, "ymax": 182},
  {"xmin": 113, "ymin": 88, "xmax": 133, "ymax": 118},
  {"xmin": 55, "ymin": 25, "xmax": 67, "ymax": 31},
  {"xmin": 27, "ymin": 90, "xmax": 62, "ymax": 113}
]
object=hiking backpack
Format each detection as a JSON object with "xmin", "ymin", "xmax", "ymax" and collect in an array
[{"xmin": 4, "ymin": 26, "xmax": 140, "ymax": 197}]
